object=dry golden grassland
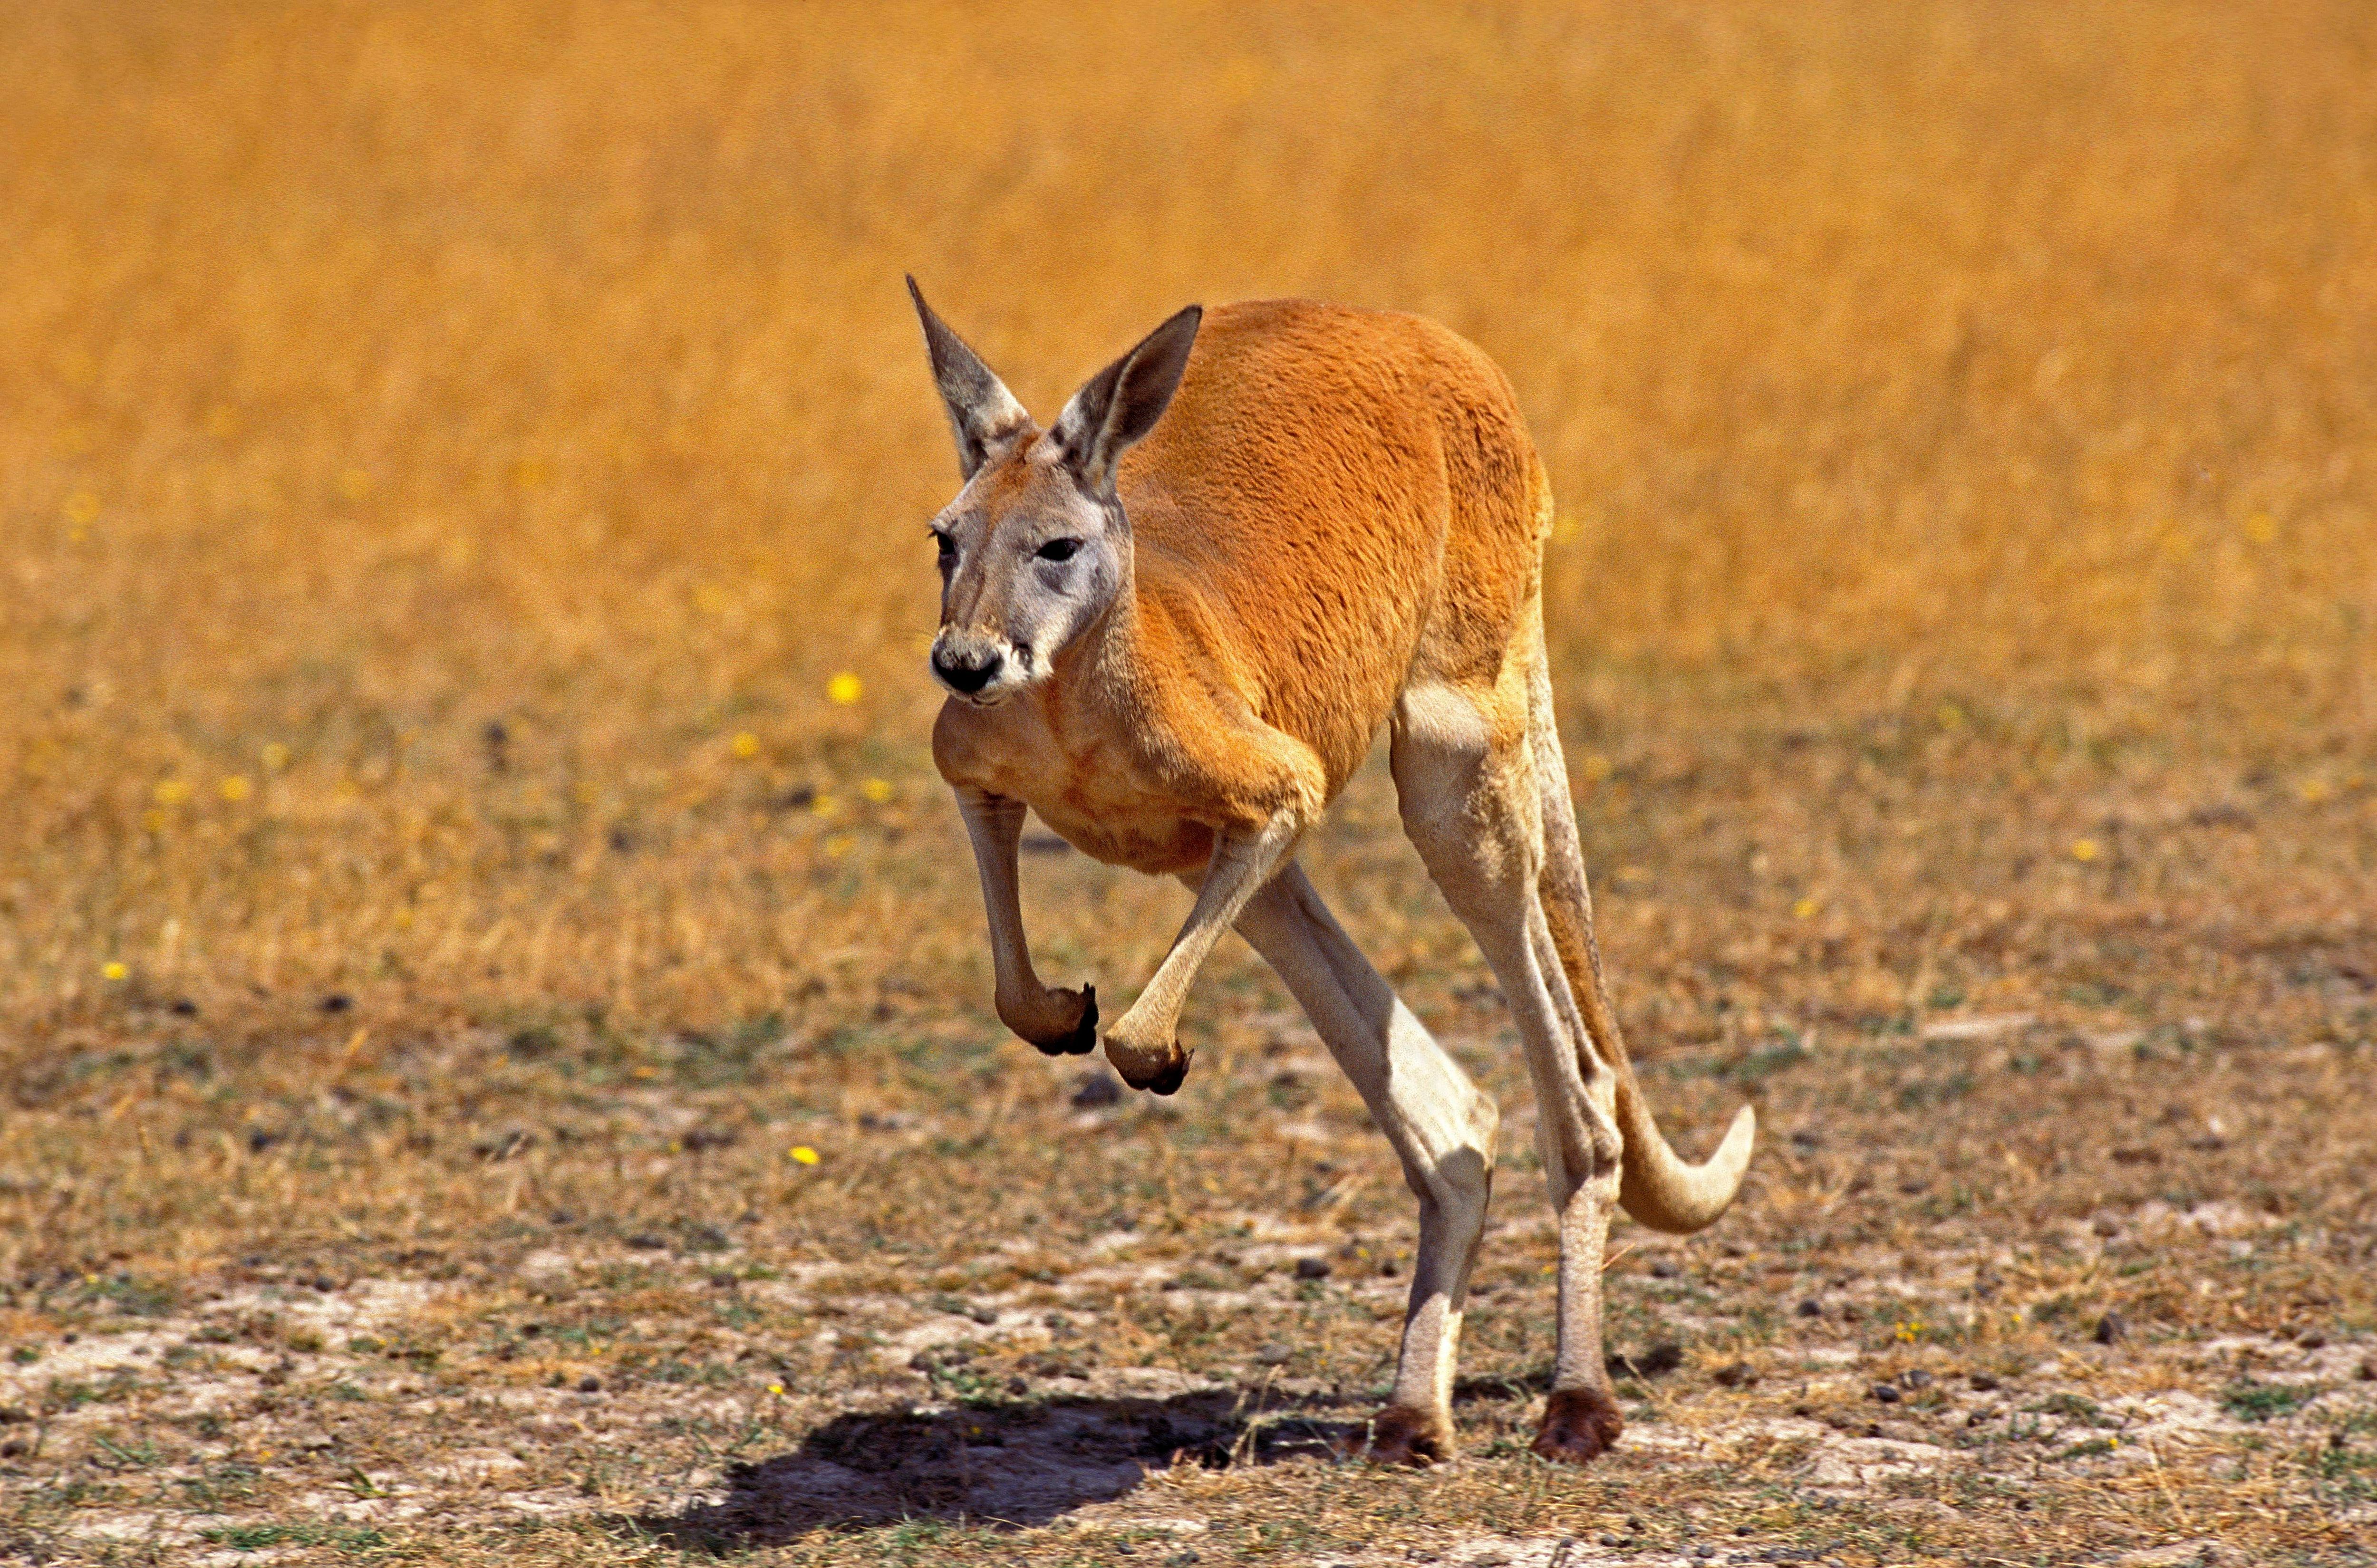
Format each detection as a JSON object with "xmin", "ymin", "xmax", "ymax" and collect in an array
[{"xmin": 3, "ymin": 3, "xmax": 2374, "ymax": 1563}]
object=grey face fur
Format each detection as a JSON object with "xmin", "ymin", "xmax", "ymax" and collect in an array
[
  {"xmin": 926, "ymin": 453, "xmax": 1122, "ymax": 704},
  {"xmin": 905, "ymin": 278, "xmax": 1201, "ymax": 705}
]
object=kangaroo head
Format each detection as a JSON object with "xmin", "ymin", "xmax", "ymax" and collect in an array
[{"xmin": 906, "ymin": 278, "xmax": 1200, "ymax": 705}]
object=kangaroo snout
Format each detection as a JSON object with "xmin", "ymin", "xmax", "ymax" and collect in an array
[{"xmin": 930, "ymin": 634, "xmax": 1006, "ymax": 697}]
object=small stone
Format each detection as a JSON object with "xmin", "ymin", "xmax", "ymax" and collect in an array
[
  {"xmin": 2359, "ymin": 1359, "xmax": 2376, "ymax": 1382},
  {"xmin": 1071, "ymin": 1073, "xmax": 1123, "ymax": 1109},
  {"xmin": 577, "ymin": 1376, "xmax": 602, "ymax": 1394},
  {"xmin": 320, "ymin": 993, "xmax": 352, "ymax": 1013},
  {"xmin": 1294, "ymin": 1256, "xmax": 1333, "ymax": 1281},
  {"xmin": 1899, "ymin": 1367, "xmax": 1933, "ymax": 1390},
  {"xmin": 1797, "ymin": 1299, "xmax": 1823, "ymax": 1318},
  {"xmin": 1969, "ymin": 1372, "xmax": 2000, "ymax": 1392},
  {"xmin": 1870, "ymin": 1382, "xmax": 1902, "ymax": 1404},
  {"xmin": 2296, "ymin": 1331, "xmax": 2326, "ymax": 1349},
  {"xmin": 1255, "ymin": 1344, "xmax": 1291, "ymax": 1366},
  {"xmin": 2094, "ymin": 1312, "xmax": 2126, "ymax": 1345},
  {"xmin": 1713, "ymin": 1361, "xmax": 1759, "ymax": 1388},
  {"xmin": 1648, "ymin": 1257, "xmax": 1681, "ymax": 1279}
]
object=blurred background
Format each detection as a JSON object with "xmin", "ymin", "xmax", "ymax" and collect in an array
[{"xmin": 4, "ymin": 1, "xmax": 2370, "ymax": 1039}]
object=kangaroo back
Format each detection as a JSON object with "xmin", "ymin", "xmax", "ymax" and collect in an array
[{"xmin": 1120, "ymin": 300, "xmax": 1544, "ymax": 795}]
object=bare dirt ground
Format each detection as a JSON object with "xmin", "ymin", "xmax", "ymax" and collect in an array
[
  {"xmin": 4, "ymin": 3, "xmax": 2374, "ymax": 1563},
  {"xmin": 5, "ymin": 737, "xmax": 2372, "ymax": 1566}
]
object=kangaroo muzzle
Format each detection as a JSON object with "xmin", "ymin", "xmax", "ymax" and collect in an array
[{"xmin": 930, "ymin": 629, "xmax": 1021, "ymax": 700}]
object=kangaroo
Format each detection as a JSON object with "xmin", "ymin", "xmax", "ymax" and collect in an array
[{"xmin": 907, "ymin": 279, "xmax": 1756, "ymax": 1464}]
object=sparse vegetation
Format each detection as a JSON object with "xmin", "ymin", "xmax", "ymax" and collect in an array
[{"xmin": 2, "ymin": 2, "xmax": 2372, "ymax": 1564}]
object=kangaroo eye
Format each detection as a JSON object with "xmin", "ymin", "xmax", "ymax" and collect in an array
[
  {"xmin": 932, "ymin": 531, "xmax": 956, "ymax": 561},
  {"xmin": 1036, "ymin": 538, "xmax": 1081, "ymax": 563}
]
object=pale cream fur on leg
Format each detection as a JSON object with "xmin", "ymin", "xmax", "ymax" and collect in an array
[
  {"xmin": 1229, "ymin": 864, "xmax": 1497, "ymax": 1462},
  {"xmin": 1391, "ymin": 679, "xmax": 1630, "ymax": 1462},
  {"xmin": 1102, "ymin": 808, "xmax": 1303, "ymax": 1093}
]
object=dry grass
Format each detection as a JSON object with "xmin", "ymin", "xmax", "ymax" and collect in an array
[{"xmin": 2, "ymin": 2, "xmax": 2373, "ymax": 1563}]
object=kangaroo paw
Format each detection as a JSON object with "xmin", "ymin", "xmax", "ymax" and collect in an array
[{"xmin": 1027, "ymin": 985, "xmax": 1098, "ymax": 1056}]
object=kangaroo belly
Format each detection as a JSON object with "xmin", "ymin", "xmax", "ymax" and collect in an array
[{"xmin": 1026, "ymin": 792, "xmax": 1215, "ymax": 877}]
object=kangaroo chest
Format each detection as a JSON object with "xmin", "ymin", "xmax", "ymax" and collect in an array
[{"xmin": 935, "ymin": 697, "xmax": 1217, "ymax": 877}]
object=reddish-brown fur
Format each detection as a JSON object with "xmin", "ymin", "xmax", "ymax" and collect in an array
[
  {"xmin": 934, "ymin": 300, "xmax": 1547, "ymax": 864},
  {"xmin": 926, "ymin": 294, "xmax": 1753, "ymax": 1464}
]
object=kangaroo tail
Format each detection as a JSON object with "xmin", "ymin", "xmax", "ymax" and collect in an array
[{"xmin": 1523, "ymin": 495, "xmax": 1755, "ymax": 1231}]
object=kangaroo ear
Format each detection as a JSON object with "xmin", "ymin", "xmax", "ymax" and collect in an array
[
  {"xmin": 1050, "ymin": 304, "xmax": 1202, "ymax": 497},
  {"xmin": 907, "ymin": 276, "xmax": 1032, "ymax": 480}
]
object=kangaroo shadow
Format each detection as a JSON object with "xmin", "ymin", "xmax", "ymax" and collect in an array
[{"xmin": 631, "ymin": 1387, "xmax": 1363, "ymax": 1549}]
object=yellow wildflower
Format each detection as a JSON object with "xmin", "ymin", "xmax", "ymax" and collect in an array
[
  {"xmin": 2071, "ymin": 837, "xmax": 2101, "ymax": 862},
  {"xmin": 63, "ymin": 490, "xmax": 100, "ymax": 526},
  {"xmin": 153, "ymin": 779, "xmax": 191, "ymax": 807},
  {"xmin": 219, "ymin": 775, "xmax": 252, "ymax": 802},
  {"xmin": 860, "ymin": 778, "xmax": 894, "ymax": 804},
  {"xmin": 1792, "ymin": 897, "xmax": 1819, "ymax": 920},
  {"xmin": 788, "ymin": 1145, "xmax": 820, "ymax": 1165},
  {"xmin": 826, "ymin": 672, "xmax": 862, "ymax": 706},
  {"xmin": 730, "ymin": 731, "xmax": 761, "ymax": 760},
  {"xmin": 260, "ymin": 742, "xmax": 291, "ymax": 771},
  {"xmin": 102, "ymin": 961, "xmax": 128, "ymax": 982}
]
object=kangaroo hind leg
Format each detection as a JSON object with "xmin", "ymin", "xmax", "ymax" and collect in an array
[
  {"xmin": 1230, "ymin": 863, "xmax": 1498, "ymax": 1465},
  {"xmin": 1391, "ymin": 678, "xmax": 1628, "ymax": 1465}
]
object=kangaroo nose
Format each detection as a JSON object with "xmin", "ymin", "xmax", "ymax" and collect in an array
[{"xmin": 934, "ymin": 646, "xmax": 1003, "ymax": 694}]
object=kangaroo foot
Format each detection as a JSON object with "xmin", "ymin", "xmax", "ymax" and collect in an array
[
  {"xmin": 1531, "ymin": 1385, "xmax": 1623, "ymax": 1465},
  {"xmin": 1356, "ymin": 1404, "xmax": 1454, "ymax": 1466}
]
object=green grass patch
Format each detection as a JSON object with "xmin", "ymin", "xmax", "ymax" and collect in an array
[{"xmin": 2222, "ymin": 1380, "xmax": 2321, "ymax": 1422}]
